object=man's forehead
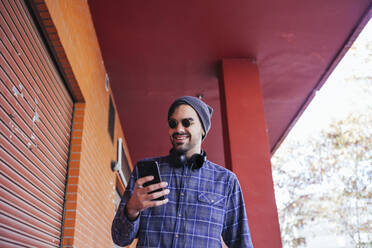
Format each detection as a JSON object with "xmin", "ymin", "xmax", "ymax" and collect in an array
[{"xmin": 170, "ymin": 104, "xmax": 199, "ymax": 118}]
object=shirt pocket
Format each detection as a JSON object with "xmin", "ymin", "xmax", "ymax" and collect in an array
[
  {"xmin": 198, "ymin": 192, "xmax": 226, "ymax": 209},
  {"xmin": 195, "ymin": 192, "xmax": 226, "ymax": 234}
]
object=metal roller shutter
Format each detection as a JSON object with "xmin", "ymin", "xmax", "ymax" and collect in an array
[{"xmin": 1, "ymin": 0, "xmax": 73, "ymax": 247}]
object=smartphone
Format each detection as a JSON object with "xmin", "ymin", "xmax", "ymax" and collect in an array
[{"xmin": 136, "ymin": 160, "xmax": 165, "ymax": 201}]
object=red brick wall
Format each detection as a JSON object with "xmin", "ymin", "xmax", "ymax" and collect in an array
[{"xmin": 31, "ymin": 0, "xmax": 133, "ymax": 247}]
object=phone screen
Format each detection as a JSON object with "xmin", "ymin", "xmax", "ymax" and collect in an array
[{"xmin": 136, "ymin": 161, "xmax": 165, "ymax": 201}]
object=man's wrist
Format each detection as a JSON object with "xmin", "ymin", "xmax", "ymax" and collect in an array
[{"xmin": 125, "ymin": 205, "xmax": 139, "ymax": 221}]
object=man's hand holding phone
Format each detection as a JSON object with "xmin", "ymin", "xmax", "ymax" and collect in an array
[{"xmin": 126, "ymin": 162, "xmax": 169, "ymax": 221}]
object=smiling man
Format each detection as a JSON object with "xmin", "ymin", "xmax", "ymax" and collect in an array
[{"xmin": 112, "ymin": 96, "xmax": 253, "ymax": 247}]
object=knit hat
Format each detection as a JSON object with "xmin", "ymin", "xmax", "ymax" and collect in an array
[{"xmin": 168, "ymin": 96, "xmax": 213, "ymax": 140}]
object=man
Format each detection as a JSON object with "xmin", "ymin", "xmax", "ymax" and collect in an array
[{"xmin": 112, "ymin": 96, "xmax": 253, "ymax": 247}]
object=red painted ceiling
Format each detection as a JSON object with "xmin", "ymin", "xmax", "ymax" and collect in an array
[{"xmin": 89, "ymin": 0, "xmax": 371, "ymax": 166}]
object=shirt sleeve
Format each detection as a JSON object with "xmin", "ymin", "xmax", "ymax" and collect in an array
[
  {"xmin": 222, "ymin": 174, "xmax": 254, "ymax": 248},
  {"xmin": 111, "ymin": 167, "xmax": 140, "ymax": 246}
]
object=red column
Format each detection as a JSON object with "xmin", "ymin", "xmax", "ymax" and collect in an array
[{"xmin": 220, "ymin": 59, "xmax": 282, "ymax": 248}]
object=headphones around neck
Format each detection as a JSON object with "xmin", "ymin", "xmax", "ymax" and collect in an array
[{"xmin": 169, "ymin": 149, "xmax": 206, "ymax": 170}]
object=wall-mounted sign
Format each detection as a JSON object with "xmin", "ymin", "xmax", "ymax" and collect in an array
[{"xmin": 111, "ymin": 138, "xmax": 131, "ymax": 187}]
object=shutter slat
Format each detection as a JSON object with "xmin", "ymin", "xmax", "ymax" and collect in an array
[
  {"xmin": 1, "ymin": 1, "xmax": 73, "ymax": 246},
  {"xmin": 0, "ymin": 15, "xmax": 72, "ymax": 148},
  {"xmin": 2, "ymin": 0, "xmax": 73, "ymax": 125},
  {"xmin": 1, "ymin": 187, "xmax": 61, "ymax": 228},
  {"xmin": 12, "ymin": 0, "xmax": 74, "ymax": 113},
  {"xmin": 1, "ymin": 78, "xmax": 69, "ymax": 171},
  {"xmin": 1, "ymin": 111, "xmax": 66, "ymax": 188}
]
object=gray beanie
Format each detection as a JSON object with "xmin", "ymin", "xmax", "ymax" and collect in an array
[{"xmin": 168, "ymin": 96, "xmax": 213, "ymax": 140}]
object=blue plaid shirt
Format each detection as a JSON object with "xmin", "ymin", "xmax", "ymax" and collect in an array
[{"xmin": 112, "ymin": 155, "xmax": 253, "ymax": 247}]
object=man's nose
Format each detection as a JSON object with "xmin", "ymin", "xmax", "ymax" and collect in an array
[{"xmin": 175, "ymin": 122, "xmax": 185, "ymax": 132}]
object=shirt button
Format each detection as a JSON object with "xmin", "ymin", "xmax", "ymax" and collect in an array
[
  {"xmin": 180, "ymin": 193, "xmax": 184, "ymax": 196},
  {"xmin": 178, "ymin": 214, "xmax": 182, "ymax": 217},
  {"xmin": 211, "ymin": 200, "xmax": 214, "ymax": 203},
  {"xmin": 175, "ymin": 234, "xmax": 179, "ymax": 238}
]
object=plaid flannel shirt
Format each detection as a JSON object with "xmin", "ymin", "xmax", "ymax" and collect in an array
[{"xmin": 112, "ymin": 155, "xmax": 253, "ymax": 248}]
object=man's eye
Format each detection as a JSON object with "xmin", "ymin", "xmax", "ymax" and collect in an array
[
  {"xmin": 168, "ymin": 119, "xmax": 177, "ymax": 129},
  {"xmin": 181, "ymin": 119, "xmax": 191, "ymax": 128}
]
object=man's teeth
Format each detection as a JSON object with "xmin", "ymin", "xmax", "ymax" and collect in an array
[{"xmin": 175, "ymin": 135, "xmax": 187, "ymax": 140}]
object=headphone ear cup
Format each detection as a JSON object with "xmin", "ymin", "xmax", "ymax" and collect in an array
[
  {"xmin": 170, "ymin": 149, "xmax": 206, "ymax": 170},
  {"xmin": 190, "ymin": 151, "xmax": 206, "ymax": 170},
  {"xmin": 170, "ymin": 149, "xmax": 187, "ymax": 168}
]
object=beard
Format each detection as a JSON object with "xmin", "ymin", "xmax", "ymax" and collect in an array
[
  {"xmin": 170, "ymin": 131, "xmax": 202, "ymax": 156},
  {"xmin": 171, "ymin": 139, "xmax": 189, "ymax": 154}
]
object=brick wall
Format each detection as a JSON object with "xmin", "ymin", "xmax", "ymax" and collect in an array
[{"xmin": 31, "ymin": 0, "xmax": 133, "ymax": 247}]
